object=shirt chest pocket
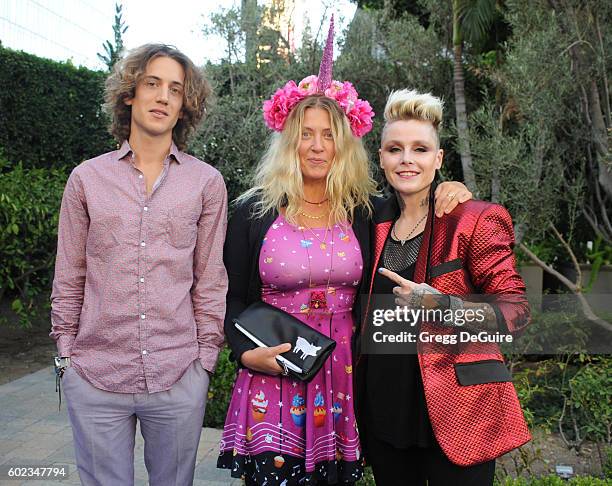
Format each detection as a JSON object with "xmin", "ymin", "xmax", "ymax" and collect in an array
[{"xmin": 164, "ymin": 212, "xmax": 199, "ymax": 249}]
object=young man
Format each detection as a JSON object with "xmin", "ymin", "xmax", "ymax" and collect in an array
[{"xmin": 50, "ymin": 44, "xmax": 228, "ymax": 486}]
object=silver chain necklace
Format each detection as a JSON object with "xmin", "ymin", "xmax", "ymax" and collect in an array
[{"xmin": 391, "ymin": 213, "xmax": 428, "ymax": 246}]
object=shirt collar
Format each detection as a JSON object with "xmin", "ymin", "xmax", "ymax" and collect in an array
[
  {"xmin": 116, "ymin": 140, "xmax": 184, "ymax": 164},
  {"xmin": 168, "ymin": 141, "xmax": 184, "ymax": 164},
  {"xmin": 116, "ymin": 140, "xmax": 132, "ymax": 161}
]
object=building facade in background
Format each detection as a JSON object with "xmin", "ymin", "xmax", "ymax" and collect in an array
[
  {"xmin": 1, "ymin": 0, "xmax": 353, "ymax": 69},
  {"xmin": 0, "ymin": 0, "xmax": 114, "ymax": 69}
]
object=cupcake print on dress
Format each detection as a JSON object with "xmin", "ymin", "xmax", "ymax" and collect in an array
[
  {"xmin": 290, "ymin": 393, "xmax": 306, "ymax": 427},
  {"xmin": 313, "ymin": 391, "xmax": 326, "ymax": 427},
  {"xmin": 251, "ymin": 390, "xmax": 268, "ymax": 422},
  {"xmin": 274, "ymin": 455, "xmax": 285, "ymax": 469}
]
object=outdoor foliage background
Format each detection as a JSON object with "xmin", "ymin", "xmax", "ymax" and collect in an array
[{"xmin": 0, "ymin": 0, "xmax": 610, "ymax": 481}]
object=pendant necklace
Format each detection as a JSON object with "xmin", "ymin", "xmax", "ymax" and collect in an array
[
  {"xmin": 391, "ymin": 212, "xmax": 428, "ymax": 246},
  {"xmin": 300, "ymin": 221, "xmax": 334, "ymax": 313},
  {"xmin": 302, "ymin": 214, "xmax": 331, "ymax": 250}
]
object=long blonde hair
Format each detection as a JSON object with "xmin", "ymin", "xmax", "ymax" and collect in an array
[{"xmin": 238, "ymin": 95, "xmax": 377, "ymax": 224}]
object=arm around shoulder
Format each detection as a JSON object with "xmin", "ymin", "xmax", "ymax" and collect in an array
[{"xmin": 466, "ymin": 203, "xmax": 530, "ymax": 335}]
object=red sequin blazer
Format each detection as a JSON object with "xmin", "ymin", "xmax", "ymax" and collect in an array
[{"xmin": 359, "ymin": 196, "xmax": 531, "ymax": 466}]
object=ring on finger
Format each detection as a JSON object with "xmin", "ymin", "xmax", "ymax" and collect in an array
[{"xmin": 447, "ymin": 192, "xmax": 456, "ymax": 201}]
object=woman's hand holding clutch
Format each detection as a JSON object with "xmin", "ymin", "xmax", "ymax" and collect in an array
[{"xmin": 240, "ymin": 343, "xmax": 292, "ymax": 375}]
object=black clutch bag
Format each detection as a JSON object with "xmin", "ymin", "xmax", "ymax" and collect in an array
[{"xmin": 233, "ymin": 301, "xmax": 336, "ymax": 382}]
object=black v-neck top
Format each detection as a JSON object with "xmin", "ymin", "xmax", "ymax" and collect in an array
[{"xmin": 365, "ymin": 232, "xmax": 435, "ymax": 448}]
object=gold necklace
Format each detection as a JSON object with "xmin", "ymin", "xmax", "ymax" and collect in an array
[
  {"xmin": 300, "ymin": 210, "xmax": 327, "ymax": 220},
  {"xmin": 301, "ymin": 214, "xmax": 331, "ymax": 250},
  {"xmin": 392, "ymin": 212, "xmax": 428, "ymax": 246}
]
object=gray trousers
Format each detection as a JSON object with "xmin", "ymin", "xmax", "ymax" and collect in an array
[{"xmin": 62, "ymin": 360, "xmax": 209, "ymax": 486}]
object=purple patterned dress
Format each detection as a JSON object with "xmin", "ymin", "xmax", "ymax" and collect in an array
[{"xmin": 217, "ymin": 214, "xmax": 364, "ymax": 484}]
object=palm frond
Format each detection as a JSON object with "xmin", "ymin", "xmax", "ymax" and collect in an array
[{"xmin": 456, "ymin": 0, "xmax": 497, "ymax": 44}]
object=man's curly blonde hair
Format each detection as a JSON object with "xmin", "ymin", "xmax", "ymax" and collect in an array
[{"xmin": 103, "ymin": 44, "xmax": 212, "ymax": 150}]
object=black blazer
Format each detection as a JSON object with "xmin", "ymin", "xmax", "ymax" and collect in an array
[{"xmin": 223, "ymin": 196, "xmax": 374, "ymax": 363}]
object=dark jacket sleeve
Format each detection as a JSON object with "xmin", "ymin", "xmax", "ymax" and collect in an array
[
  {"xmin": 223, "ymin": 200, "xmax": 258, "ymax": 362},
  {"xmin": 467, "ymin": 204, "xmax": 530, "ymax": 334},
  {"xmin": 351, "ymin": 198, "xmax": 377, "ymax": 332}
]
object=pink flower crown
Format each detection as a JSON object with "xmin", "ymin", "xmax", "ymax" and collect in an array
[
  {"xmin": 262, "ymin": 15, "xmax": 374, "ymax": 138},
  {"xmin": 262, "ymin": 75, "xmax": 374, "ymax": 138}
]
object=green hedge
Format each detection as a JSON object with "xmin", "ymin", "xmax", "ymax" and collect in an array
[
  {"xmin": 0, "ymin": 159, "xmax": 68, "ymax": 324},
  {"xmin": 495, "ymin": 476, "xmax": 611, "ymax": 486},
  {"xmin": 356, "ymin": 472, "xmax": 610, "ymax": 486},
  {"xmin": 204, "ymin": 347, "xmax": 237, "ymax": 428},
  {"xmin": 0, "ymin": 47, "xmax": 114, "ymax": 169}
]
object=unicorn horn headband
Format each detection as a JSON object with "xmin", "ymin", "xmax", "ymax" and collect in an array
[
  {"xmin": 262, "ymin": 15, "xmax": 374, "ymax": 138},
  {"xmin": 317, "ymin": 14, "xmax": 334, "ymax": 92}
]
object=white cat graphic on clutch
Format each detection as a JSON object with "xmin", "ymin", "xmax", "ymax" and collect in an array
[{"xmin": 293, "ymin": 336, "xmax": 321, "ymax": 359}]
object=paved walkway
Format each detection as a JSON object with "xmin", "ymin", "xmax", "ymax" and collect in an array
[{"xmin": 0, "ymin": 368, "xmax": 242, "ymax": 485}]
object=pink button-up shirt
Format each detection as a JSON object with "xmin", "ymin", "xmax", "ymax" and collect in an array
[{"xmin": 50, "ymin": 141, "xmax": 228, "ymax": 393}]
